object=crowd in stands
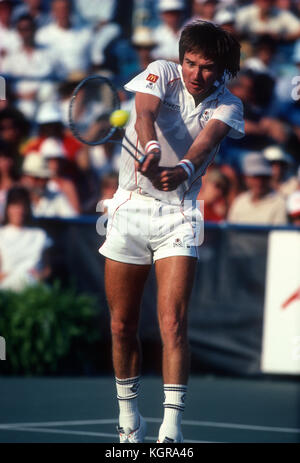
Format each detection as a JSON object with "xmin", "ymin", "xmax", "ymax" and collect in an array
[{"xmin": 0, "ymin": 0, "xmax": 300, "ymax": 290}]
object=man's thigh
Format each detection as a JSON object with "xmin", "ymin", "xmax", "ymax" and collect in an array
[
  {"xmin": 155, "ymin": 256, "xmax": 197, "ymax": 320},
  {"xmin": 105, "ymin": 258, "xmax": 151, "ymax": 321}
]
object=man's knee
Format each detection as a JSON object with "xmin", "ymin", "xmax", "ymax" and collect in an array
[{"xmin": 111, "ymin": 319, "xmax": 138, "ymax": 340}]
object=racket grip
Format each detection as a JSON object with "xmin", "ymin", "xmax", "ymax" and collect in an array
[{"xmin": 139, "ymin": 155, "xmax": 146, "ymax": 165}]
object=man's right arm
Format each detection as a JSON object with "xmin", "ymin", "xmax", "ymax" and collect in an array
[{"xmin": 134, "ymin": 92, "xmax": 162, "ymax": 178}]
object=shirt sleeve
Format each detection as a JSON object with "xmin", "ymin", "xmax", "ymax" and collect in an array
[
  {"xmin": 281, "ymin": 11, "xmax": 300, "ymax": 34},
  {"xmin": 124, "ymin": 60, "xmax": 170, "ymax": 101},
  {"xmin": 211, "ymin": 93, "xmax": 245, "ymax": 139}
]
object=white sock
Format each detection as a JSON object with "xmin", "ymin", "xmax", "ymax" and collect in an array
[
  {"xmin": 158, "ymin": 384, "xmax": 187, "ymax": 441},
  {"xmin": 116, "ymin": 375, "xmax": 140, "ymax": 431}
]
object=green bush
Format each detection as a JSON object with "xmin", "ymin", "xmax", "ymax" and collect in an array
[{"xmin": 0, "ymin": 281, "xmax": 101, "ymax": 375}]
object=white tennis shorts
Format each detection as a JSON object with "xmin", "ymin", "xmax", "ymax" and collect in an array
[{"xmin": 99, "ymin": 188, "xmax": 204, "ymax": 265}]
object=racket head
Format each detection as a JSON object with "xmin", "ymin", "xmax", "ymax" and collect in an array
[{"xmin": 68, "ymin": 74, "xmax": 120, "ymax": 146}]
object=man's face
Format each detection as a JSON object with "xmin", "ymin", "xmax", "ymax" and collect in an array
[
  {"xmin": 52, "ymin": 0, "xmax": 70, "ymax": 27},
  {"xmin": 161, "ymin": 10, "xmax": 182, "ymax": 30},
  {"xmin": 181, "ymin": 51, "xmax": 220, "ymax": 98},
  {"xmin": 17, "ymin": 19, "xmax": 35, "ymax": 43},
  {"xmin": 245, "ymin": 175, "xmax": 271, "ymax": 197},
  {"xmin": 256, "ymin": 0, "xmax": 274, "ymax": 14}
]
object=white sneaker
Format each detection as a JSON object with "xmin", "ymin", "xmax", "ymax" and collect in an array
[{"xmin": 117, "ymin": 415, "xmax": 147, "ymax": 443}]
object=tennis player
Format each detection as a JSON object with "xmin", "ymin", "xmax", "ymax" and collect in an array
[{"xmin": 99, "ymin": 20, "xmax": 244, "ymax": 443}]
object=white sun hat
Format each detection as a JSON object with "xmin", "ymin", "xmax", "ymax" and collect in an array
[
  {"xmin": 263, "ymin": 145, "xmax": 293, "ymax": 164},
  {"xmin": 22, "ymin": 152, "xmax": 51, "ymax": 178},
  {"xmin": 40, "ymin": 138, "xmax": 67, "ymax": 159},
  {"xmin": 36, "ymin": 102, "xmax": 63, "ymax": 125},
  {"xmin": 158, "ymin": 0, "xmax": 186, "ymax": 12}
]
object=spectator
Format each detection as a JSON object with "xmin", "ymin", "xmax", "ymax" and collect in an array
[
  {"xmin": 0, "ymin": 139, "xmax": 18, "ymax": 221},
  {"xmin": 152, "ymin": 0, "xmax": 186, "ymax": 62},
  {"xmin": 235, "ymin": 0, "xmax": 300, "ymax": 42},
  {"xmin": 99, "ymin": 171, "xmax": 119, "ymax": 202},
  {"xmin": 23, "ymin": 101, "xmax": 82, "ymax": 162},
  {"xmin": 227, "ymin": 151, "xmax": 287, "ymax": 224},
  {"xmin": 242, "ymin": 34, "xmax": 278, "ymax": 78},
  {"xmin": 40, "ymin": 137, "xmax": 81, "ymax": 214},
  {"xmin": 189, "ymin": 0, "xmax": 219, "ymax": 23},
  {"xmin": 214, "ymin": 8, "xmax": 236, "ymax": 35},
  {"xmin": 12, "ymin": 0, "xmax": 51, "ymax": 29},
  {"xmin": 263, "ymin": 145, "xmax": 299, "ymax": 196},
  {"xmin": 221, "ymin": 70, "xmax": 275, "ymax": 168},
  {"xmin": 0, "ymin": 0, "xmax": 21, "ymax": 69},
  {"xmin": 36, "ymin": 0, "xmax": 92, "ymax": 78},
  {"xmin": 0, "ymin": 107, "xmax": 30, "ymax": 157},
  {"xmin": 197, "ymin": 167, "xmax": 230, "ymax": 222},
  {"xmin": 286, "ymin": 189, "xmax": 300, "ymax": 225},
  {"xmin": 0, "ymin": 186, "xmax": 52, "ymax": 291},
  {"xmin": 88, "ymin": 123, "xmax": 122, "ymax": 179},
  {"xmin": 2, "ymin": 14, "xmax": 58, "ymax": 119},
  {"xmin": 75, "ymin": 0, "xmax": 117, "ymax": 27},
  {"xmin": 131, "ymin": 26, "xmax": 157, "ymax": 72},
  {"xmin": 21, "ymin": 151, "xmax": 78, "ymax": 217}
]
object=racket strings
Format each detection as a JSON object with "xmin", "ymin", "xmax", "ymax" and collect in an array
[{"xmin": 69, "ymin": 76, "xmax": 119, "ymax": 145}]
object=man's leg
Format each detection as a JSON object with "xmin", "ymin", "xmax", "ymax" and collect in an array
[
  {"xmin": 105, "ymin": 258, "xmax": 151, "ymax": 436},
  {"xmin": 155, "ymin": 256, "xmax": 197, "ymax": 442}
]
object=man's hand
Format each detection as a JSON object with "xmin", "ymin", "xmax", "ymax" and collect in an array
[
  {"xmin": 150, "ymin": 166, "xmax": 188, "ymax": 191},
  {"xmin": 135, "ymin": 149, "xmax": 161, "ymax": 179}
]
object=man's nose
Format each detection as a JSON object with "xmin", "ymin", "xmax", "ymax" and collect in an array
[{"xmin": 192, "ymin": 67, "xmax": 203, "ymax": 82}]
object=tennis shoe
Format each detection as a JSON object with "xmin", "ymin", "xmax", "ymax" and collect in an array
[{"xmin": 117, "ymin": 415, "xmax": 147, "ymax": 443}]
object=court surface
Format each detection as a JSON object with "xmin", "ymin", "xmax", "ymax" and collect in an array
[{"xmin": 0, "ymin": 375, "xmax": 299, "ymax": 443}]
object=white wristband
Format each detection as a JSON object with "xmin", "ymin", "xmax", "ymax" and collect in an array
[
  {"xmin": 145, "ymin": 140, "xmax": 161, "ymax": 154},
  {"xmin": 177, "ymin": 159, "xmax": 195, "ymax": 178}
]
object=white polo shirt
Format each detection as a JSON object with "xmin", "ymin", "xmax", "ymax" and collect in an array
[
  {"xmin": 120, "ymin": 59, "xmax": 244, "ymax": 205},
  {"xmin": 36, "ymin": 23, "xmax": 92, "ymax": 77},
  {"xmin": 236, "ymin": 5, "xmax": 300, "ymax": 37}
]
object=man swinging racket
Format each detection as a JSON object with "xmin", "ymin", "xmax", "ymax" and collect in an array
[{"xmin": 99, "ymin": 20, "xmax": 244, "ymax": 443}]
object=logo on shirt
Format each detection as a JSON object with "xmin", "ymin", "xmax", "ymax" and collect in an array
[
  {"xmin": 173, "ymin": 238, "xmax": 183, "ymax": 247},
  {"xmin": 201, "ymin": 110, "xmax": 211, "ymax": 122},
  {"xmin": 146, "ymin": 82, "xmax": 155, "ymax": 90},
  {"xmin": 163, "ymin": 100, "xmax": 180, "ymax": 111},
  {"xmin": 146, "ymin": 73, "xmax": 159, "ymax": 83}
]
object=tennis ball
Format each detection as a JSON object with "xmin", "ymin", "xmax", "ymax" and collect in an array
[{"xmin": 109, "ymin": 109, "xmax": 130, "ymax": 128}]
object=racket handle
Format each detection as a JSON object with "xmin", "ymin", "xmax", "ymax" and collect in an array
[{"xmin": 138, "ymin": 155, "xmax": 146, "ymax": 165}]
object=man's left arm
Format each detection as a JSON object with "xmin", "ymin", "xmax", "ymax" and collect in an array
[{"xmin": 151, "ymin": 119, "xmax": 231, "ymax": 191}]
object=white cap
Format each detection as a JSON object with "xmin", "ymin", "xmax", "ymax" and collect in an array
[
  {"xmin": 242, "ymin": 152, "xmax": 272, "ymax": 176},
  {"xmin": 286, "ymin": 190, "xmax": 300, "ymax": 217},
  {"xmin": 214, "ymin": 9, "xmax": 235, "ymax": 25},
  {"xmin": 263, "ymin": 145, "xmax": 292, "ymax": 164},
  {"xmin": 22, "ymin": 152, "xmax": 51, "ymax": 178},
  {"xmin": 158, "ymin": 0, "xmax": 186, "ymax": 12},
  {"xmin": 36, "ymin": 102, "xmax": 63, "ymax": 125},
  {"xmin": 132, "ymin": 26, "xmax": 157, "ymax": 47},
  {"xmin": 40, "ymin": 138, "xmax": 66, "ymax": 159}
]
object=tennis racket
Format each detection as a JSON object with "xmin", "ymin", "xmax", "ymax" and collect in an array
[{"xmin": 68, "ymin": 74, "xmax": 146, "ymax": 164}]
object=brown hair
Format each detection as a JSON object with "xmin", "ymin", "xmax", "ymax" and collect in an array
[{"xmin": 179, "ymin": 20, "xmax": 240, "ymax": 79}]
